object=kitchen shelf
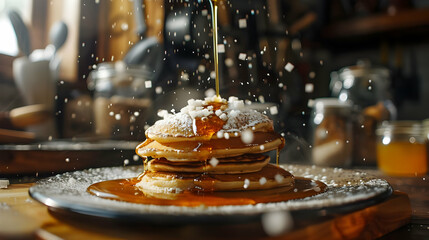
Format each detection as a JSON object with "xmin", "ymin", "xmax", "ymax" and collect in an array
[{"xmin": 323, "ymin": 8, "xmax": 429, "ymax": 40}]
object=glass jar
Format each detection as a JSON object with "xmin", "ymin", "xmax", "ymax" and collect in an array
[
  {"xmin": 87, "ymin": 62, "xmax": 154, "ymax": 140},
  {"xmin": 376, "ymin": 121, "xmax": 427, "ymax": 176},
  {"xmin": 309, "ymin": 98, "xmax": 353, "ymax": 167},
  {"xmin": 423, "ymin": 119, "xmax": 429, "ymax": 164}
]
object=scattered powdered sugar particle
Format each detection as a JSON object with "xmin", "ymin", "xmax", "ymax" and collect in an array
[
  {"xmin": 124, "ymin": 159, "xmax": 130, "ymax": 166},
  {"xmin": 209, "ymin": 157, "xmax": 219, "ymax": 167},
  {"xmin": 217, "ymin": 44, "xmax": 225, "ymax": 53},
  {"xmin": 145, "ymin": 81, "xmax": 152, "ymax": 88},
  {"xmin": 224, "ymin": 132, "xmax": 230, "ymax": 139},
  {"xmin": 201, "ymin": 9, "xmax": 208, "ymax": 16},
  {"xmin": 204, "ymin": 88, "xmax": 215, "ymax": 97},
  {"xmin": 65, "ymin": 158, "xmax": 70, "ymax": 163},
  {"xmin": 225, "ymin": 58, "xmax": 234, "ymax": 67},
  {"xmin": 198, "ymin": 65, "xmax": 206, "ymax": 73},
  {"xmin": 109, "ymin": 111, "xmax": 114, "ymax": 116},
  {"xmin": 133, "ymin": 155, "xmax": 140, "ymax": 161},
  {"xmin": 134, "ymin": 111, "xmax": 140, "ymax": 117},
  {"xmin": 243, "ymin": 179, "xmax": 250, "ymax": 189},
  {"xmin": 0, "ymin": 179, "xmax": 9, "ymax": 189},
  {"xmin": 284, "ymin": 62, "xmax": 294, "ymax": 72},
  {"xmin": 68, "ymin": 177, "xmax": 76, "ymax": 185},
  {"xmin": 259, "ymin": 177, "xmax": 267, "ymax": 185},
  {"xmin": 305, "ymin": 83, "xmax": 314, "ymax": 93},
  {"xmin": 260, "ymin": 145, "xmax": 265, "ymax": 151},
  {"xmin": 241, "ymin": 129, "xmax": 254, "ymax": 144},
  {"xmin": 157, "ymin": 110, "xmax": 169, "ymax": 118},
  {"xmin": 229, "ymin": 110, "xmax": 240, "ymax": 118},
  {"xmin": 238, "ymin": 53, "xmax": 247, "ymax": 60},
  {"xmin": 217, "ymin": 130, "xmax": 224, "ymax": 139},
  {"xmin": 115, "ymin": 114, "xmax": 121, "ymax": 120},
  {"xmin": 184, "ymin": 34, "xmax": 191, "ymax": 41},
  {"xmin": 261, "ymin": 211, "xmax": 293, "ymax": 236},
  {"xmin": 155, "ymin": 86, "xmax": 163, "ymax": 94},
  {"xmin": 274, "ymin": 174, "xmax": 284, "ymax": 183},
  {"xmin": 269, "ymin": 106, "xmax": 278, "ymax": 115},
  {"xmin": 238, "ymin": 18, "xmax": 247, "ymax": 28}
]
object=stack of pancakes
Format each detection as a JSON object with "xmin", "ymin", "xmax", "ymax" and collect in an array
[{"xmin": 136, "ymin": 96, "xmax": 294, "ymax": 193}]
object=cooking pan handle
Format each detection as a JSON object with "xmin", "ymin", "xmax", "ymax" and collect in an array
[{"xmin": 133, "ymin": 0, "xmax": 147, "ymax": 37}]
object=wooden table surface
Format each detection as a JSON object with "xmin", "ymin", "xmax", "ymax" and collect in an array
[{"xmin": 0, "ymin": 170, "xmax": 427, "ymax": 240}]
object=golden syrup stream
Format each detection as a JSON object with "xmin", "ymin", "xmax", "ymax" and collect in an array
[{"xmin": 209, "ymin": 0, "xmax": 220, "ymax": 97}]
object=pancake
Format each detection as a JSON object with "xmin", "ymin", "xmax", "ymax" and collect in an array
[
  {"xmin": 137, "ymin": 132, "xmax": 284, "ymax": 160},
  {"xmin": 136, "ymin": 164, "xmax": 294, "ymax": 193},
  {"xmin": 146, "ymin": 97, "xmax": 273, "ymax": 143},
  {"xmin": 147, "ymin": 154, "xmax": 270, "ymax": 174},
  {"xmin": 135, "ymin": 96, "xmax": 290, "ymax": 194}
]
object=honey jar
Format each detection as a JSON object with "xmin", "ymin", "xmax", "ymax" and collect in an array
[{"xmin": 376, "ymin": 121, "xmax": 427, "ymax": 176}]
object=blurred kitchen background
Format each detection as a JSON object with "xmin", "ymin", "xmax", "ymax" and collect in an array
[{"xmin": 1, "ymin": 0, "xmax": 429, "ymax": 175}]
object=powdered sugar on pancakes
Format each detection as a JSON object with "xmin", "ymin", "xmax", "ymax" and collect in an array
[{"xmin": 146, "ymin": 96, "xmax": 272, "ymax": 141}]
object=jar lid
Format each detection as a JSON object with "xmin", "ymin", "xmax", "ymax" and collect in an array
[
  {"xmin": 312, "ymin": 98, "xmax": 352, "ymax": 113},
  {"xmin": 376, "ymin": 121, "xmax": 423, "ymax": 136},
  {"xmin": 87, "ymin": 62, "xmax": 153, "ymax": 90},
  {"xmin": 338, "ymin": 60, "xmax": 390, "ymax": 79}
]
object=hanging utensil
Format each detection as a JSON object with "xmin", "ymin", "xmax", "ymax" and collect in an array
[
  {"xmin": 7, "ymin": 10, "xmax": 31, "ymax": 57},
  {"xmin": 123, "ymin": 0, "xmax": 163, "ymax": 80}
]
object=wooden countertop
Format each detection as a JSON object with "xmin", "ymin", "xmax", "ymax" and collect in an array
[{"xmin": 0, "ymin": 171, "xmax": 422, "ymax": 240}]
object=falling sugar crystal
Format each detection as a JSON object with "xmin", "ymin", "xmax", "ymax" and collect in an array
[
  {"xmin": 157, "ymin": 110, "xmax": 168, "ymax": 118},
  {"xmin": 238, "ymin": 18, "xmax": 247, "ymax": 28},
  {"xmin": 259, "ymin": 177, "xmax": 267, "ymax": 185},
  {"xmin": 109, "ymin": 111, "xmax": 114, "ymax": 116},
  {"xmin": 155, "ymin": 86, "xmax": 163, "ymax": 94},
  {"xmin": 65, "ymin": 158, "xmax": 70, "ymax": 163},
  {"xmin": 115, "ymin": 114, "xmax": 121, "ymax": 120},
  {"xmin": 261, "ymin": 211, "xmax": 293, "ymax": 236},
  {"xmin": 0, "ymin": 179, "xmax": 9, "ymax": 189},
  {"xmin": 124, "ymin": 159, "xmax": 130, "ymax": 166},
  {"xmin": 217, "ymin": 44, "xmax": 225, "ymax": 53},
  {"xmin": 260, "ymin": 145, "xmax": 265, "ymax": 151},
  {"xmin": 284, "ymin": 62, "xmax": 294, "ymax": 72},
  {"xmin": 133, "ymin": 155, "xmax": 140, "ymax": 161},
  {"xmin": 224, "ymin": 132, "xmax": 230, "ymax": 139},
  {"xmin": 238, "ymin": 53, "xmax": 247, "ymax": 60},
  {"xmin": 198, "ymin": 65, "xmax": 206, "ymax": 73},
  {"xmin": 184, "ymin": 34, "xmax": 191, "ymax": 41},
  {"xmin": 205, "ymin": 88, "xmax": 216, "ymax": 97},
  {"xmin": 243, "ymin": 179, "xmax": 250, "ymax": 189},
  {"xmin": 269, "ymin": 106, "xmax": 278, "ymax": 115},
  {"xmin": 225, "ymin": 58, "xmax": 234, "ymax": 67},
  {"xmin": 275, "ymin": 174, "xmax": 284, "ymax": 183},
  {"xmin": 305, "ymin": 83, "xmax": 314, "ymax": 93},
  {"xmin": 241, "ymin": 129, "xmax": 254, "ymax": 144},
  {"xmin": 209, "ymin": 157, "xmax": 219, "ymax": 167},
  {"xmin": 145, "ymin": 81, "xmax": 152, "ymax": 88}
]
